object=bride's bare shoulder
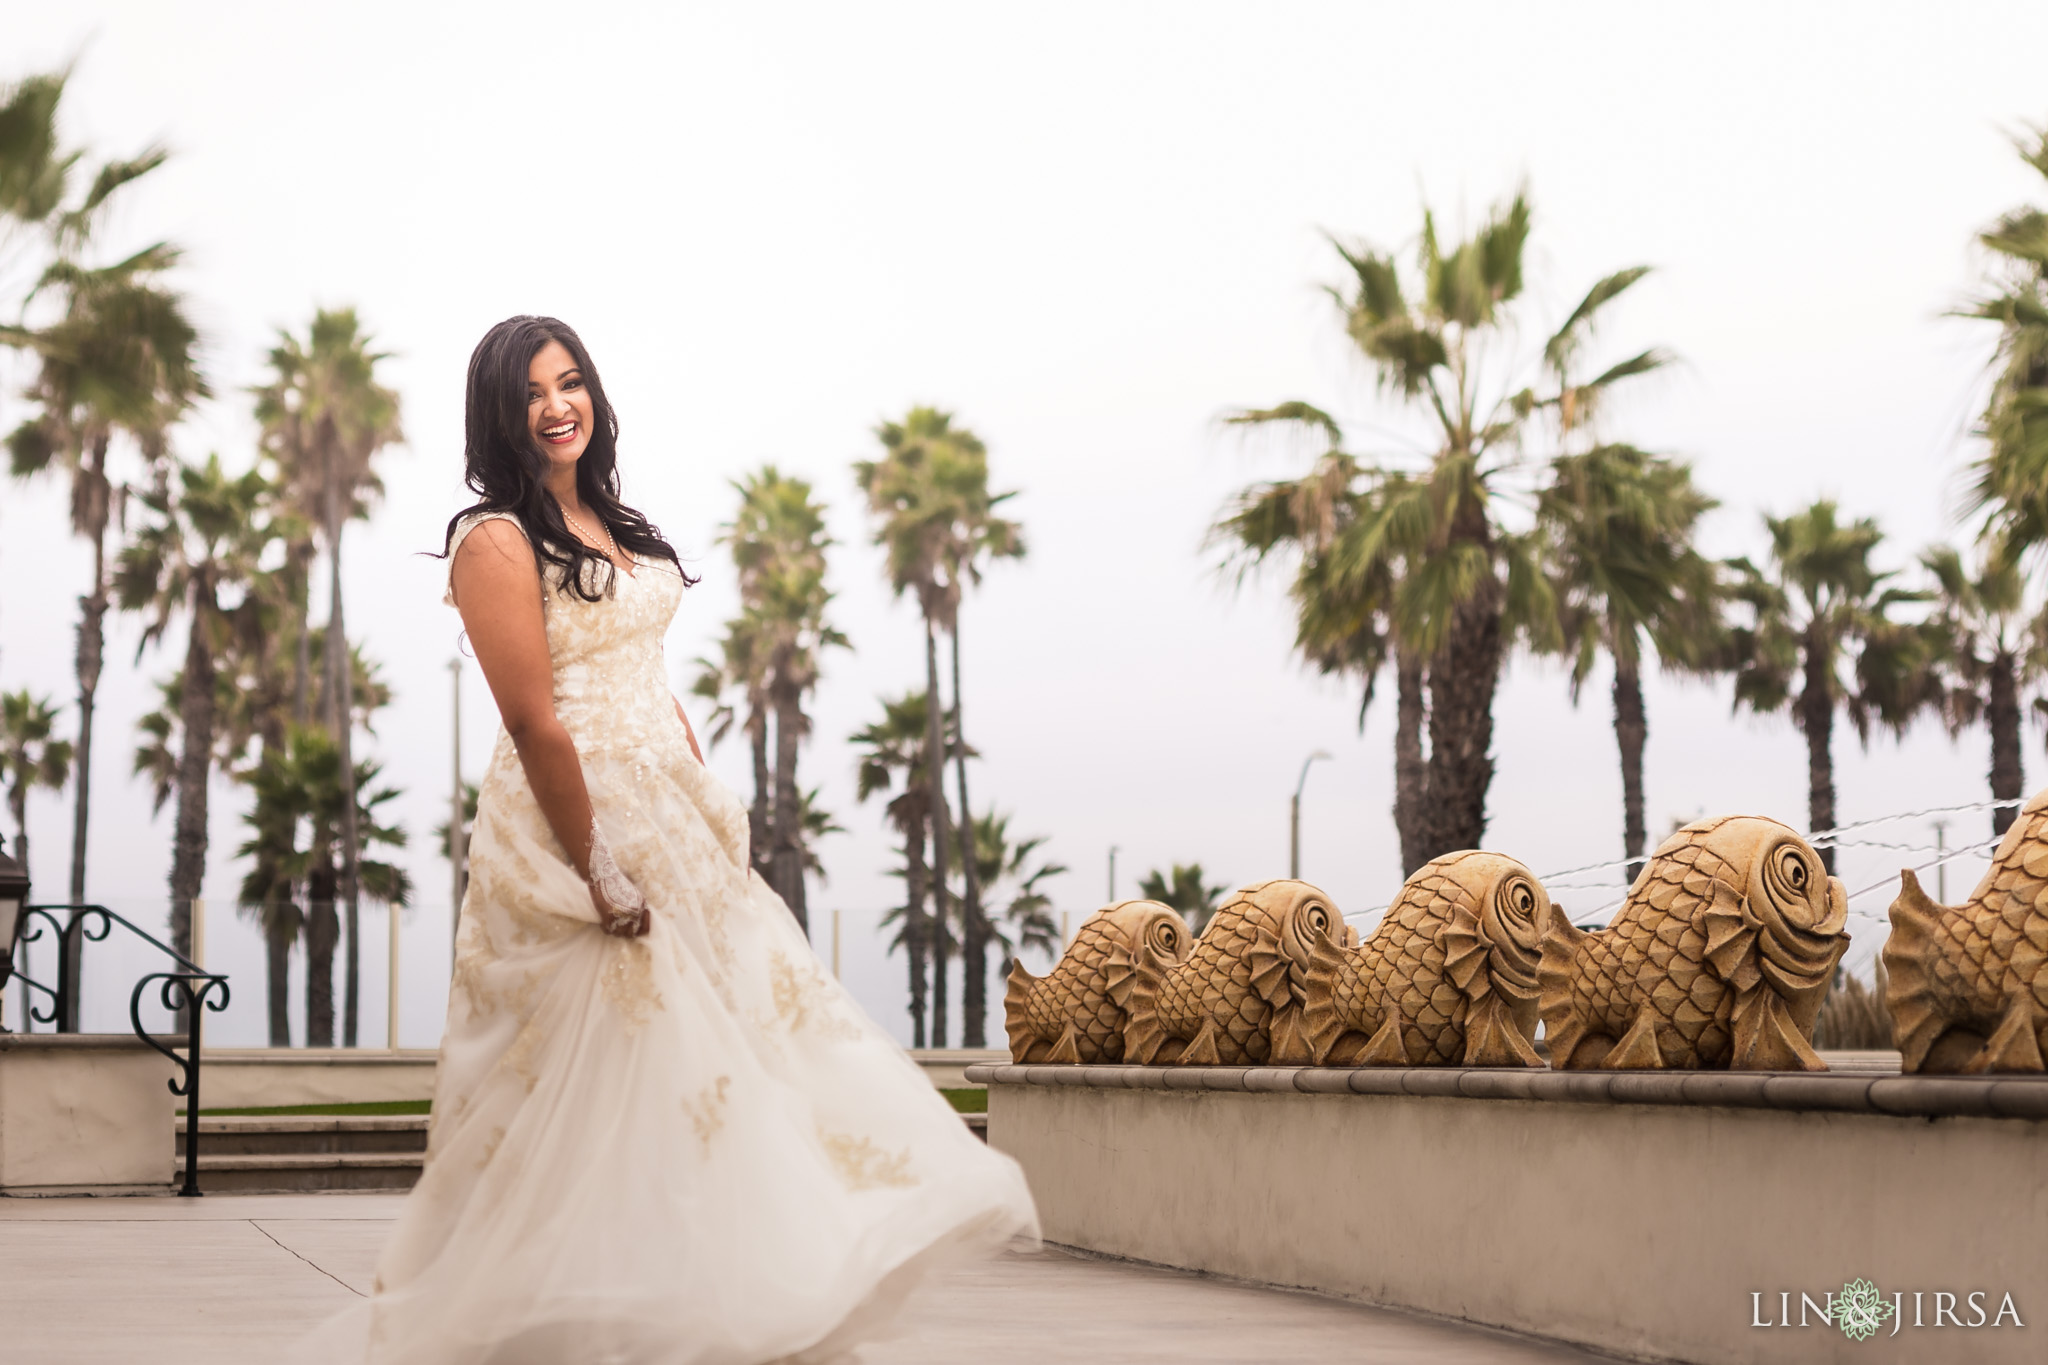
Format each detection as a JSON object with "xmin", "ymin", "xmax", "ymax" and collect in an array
[
  {"xmin": 458, "ymin": 514, "xmax": 531, "ymax": 558},
  {"xmin": 449, "ymin": 515, "xmax": 539, "ymax": 609}
]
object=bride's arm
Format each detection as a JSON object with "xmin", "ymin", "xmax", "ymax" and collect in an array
[
  {"xmin": 671, "ymin": 697, "xmax": 705, "ymax": 764},
  {"xmin": 451, "ymin": 520, "xmax": 649, "ymax": 937}
]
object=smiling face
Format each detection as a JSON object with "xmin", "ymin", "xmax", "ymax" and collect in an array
[{"xmin": 527, "ymin": 338, "xmax": 594, "ymax": 476}]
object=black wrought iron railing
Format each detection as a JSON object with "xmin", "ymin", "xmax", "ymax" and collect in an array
[{"xmin": 3, "ymin": 904, "xmax": 230, "ymax": 1197}]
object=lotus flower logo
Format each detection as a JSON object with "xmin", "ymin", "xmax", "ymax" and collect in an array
[{"xmin": 1832, "ymin": 1279, "xmax": 1896, "ymax": 1341}]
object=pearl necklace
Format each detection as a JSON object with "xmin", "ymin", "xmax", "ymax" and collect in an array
[{"xmin": 561, "ymin": 506, "xmax": 620, "ymax": 563}]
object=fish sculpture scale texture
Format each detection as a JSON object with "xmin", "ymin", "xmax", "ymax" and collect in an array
[
  {"xmin": 1537, "ymin": 816, "xmax": 1848, "ymax": 1071},
  {"xmin": 1302, "ymin": 851, "xmax": 1547, "ymax": 1067},
  {"xmin": 1002, "ymin": 901, "xmax": 1193, "ymax": 1064},
  {"xmin": 1884, "ymin": 788, "xmax": 2048, "ymax": 1073},
  {"xmin": 1124, "ymin": 879, "xmax": 1355, "ymax": 1066}
]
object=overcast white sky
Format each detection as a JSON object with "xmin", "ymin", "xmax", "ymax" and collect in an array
[{"xmin": 4, "ymin": 3, "xmax": 2047, "ymax": 1047}]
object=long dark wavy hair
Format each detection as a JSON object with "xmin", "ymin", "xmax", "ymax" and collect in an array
[{"xmin": 441, "ymin": 315, "xmax": 691, "ymax": 601}]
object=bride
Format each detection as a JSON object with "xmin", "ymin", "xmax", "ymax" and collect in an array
[{"xmin": 300, "ymin": 316, "xmax": 1037, "ymax": 1364}]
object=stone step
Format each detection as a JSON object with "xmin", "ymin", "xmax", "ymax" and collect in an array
[
  {"xmin": 178, "ymin": 1115, "xmax": 428, "ymax": 1157},
  {"xmin": 191, "ymin": 1151, "xmax": 425, "ymax": 1194},
  {"xmin": 177, "ymin": 1111, "xmax": 986, "ymax": 1192}
]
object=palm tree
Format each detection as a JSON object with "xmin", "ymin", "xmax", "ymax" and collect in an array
[
  {"xmin": 1921, "ymin": 544, "xmax": 2035, "ymax": 839},
  {"xmin": 435, "ymin": 781, "xmax": 481, "ymax": 908},
  {"xmin": 1, "ymin": 691, "xmax": 71, "ymax": 883},
  {"xmin": 1137, "ymin": 863, "xmax": 1229, "ymax": 935},
  {"xmin": 1214, "ymin": 451, "xmax": 1423, "ymax": 866},
  {"xmin": 693, "ymin": 612, "xmax": 772, "ymax": 880},
  {"xmin": 711, "ymin": 469, "xmax": 846, "ymax": 930},
  {"xmin": 253, "ymin": 309, "xmax": 403, "ymax": 1047},
  {"xmin": 238, "ymin": 726, "xmax": 410, "ymax": 1047},
  {"xmin": 1954, "ymin": 123, "xmax": 2048, "ymax": 827},
  {"xmin": 0, "ymin": 66, "xmax": 165, "ymax": 309},
  {"xmin": 1535, "ymin": 445, "xmax": 1718, "ymax": 881},
  {"xmin": 932, "ymin": 443, "xmax": 1022, "ymax": 1049},
  {"xmin": 6, "ymin": 244, "xmax": 203, "ymax": 903},
  {"xmin": 113, "ymin": 453, "xmax": 279, "ymax": 960},
  {"xmin": 0, "ymin": 69, "xmax": 72, "ymax": 295},
  {"xmin": 856, "ymin": 408, "xmax": 1021, "ymax": 1046},
  {"xmin": 1960, "ymin": 123, "xmax": 2048, "ymax": 554},
  {"xmin": 137, "ymin": 627, "xmax": 389, "ymax": 1046},
  {"xmin": 1222, "ymin": 192, "xmax": 1661, "ymax": 866},
  {"xmin": 972, "ymin": 811, "xmax": 1066, "ymax": 971},
  {"xmin": 236, "ymin": 733, "xmax": 307, "ymax": 1046},
  {"xmin": 3, "ymin": 77, "xmax": 185, "ymax": 902},
  {"xmin": 795, "ymin": 787, "xmax": 843, "ymax": 883},
  {"xmin": 142, "ymin": 619, "xmax": 389, "ymax": 1046},
  {"xmin": 1725, "ymin": 502, "xmax": 1936, "ymax": 869},
  {"xmin": 858, "ymin": 414, "xmax": 962, "ymax": 1045},
  {"xmin": 853, "ymin": 691, "xmax": 939, "ymax": 1047}
]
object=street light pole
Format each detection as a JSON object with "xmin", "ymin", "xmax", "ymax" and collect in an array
[
  {"xmin": 1932, "ymin": 819, "xmax": 1948, "ymax": 903},
  {"xmin": 1107, "ymin": 845, "xmax": 1119, "ymax": 904},
  {"xmin": 1291, "ymin": 751, "xmax": 1333, "ymax": 879}
]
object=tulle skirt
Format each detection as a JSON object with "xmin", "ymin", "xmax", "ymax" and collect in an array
[{"xmin": 294, "ymin": 735, "xmax": 1038, "ymax": 1364}]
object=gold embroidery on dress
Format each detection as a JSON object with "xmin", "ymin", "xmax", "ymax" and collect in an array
[
  {"xmin": 477, "ymin": 1125, "xmax": 506, "ymax": 1172},
  {"xmin": 769, "ymin": 949, "xmax": 861, "ymax": 1039},
  {"xmin": 817, "ymin": 1127, "xmax": 917, "ymax": 1191},
  {"xmin": 500, "ymin": 1017, "xmax": 546, "ymax": 1092},
  {"xmin": 683, "ymin": 1075, "xmax": 732, "ymax": 1155},
  {"xmin": 451, "ymin": 920, "xmax": 501, "ymax": 1021},
  {"xmin": 504, "ymin": 964, "xmax": 546, "ymax": 1020},
  {"xmin": 600, "ymin": 936, "xmax": 663, "ymax": 1029}
]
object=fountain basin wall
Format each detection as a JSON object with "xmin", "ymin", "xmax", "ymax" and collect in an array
[
  {"xmin": 971, "ymin": 1063, "xmax": 2048, "ymax": 1364},
  {"xmin": 0, "ymin": 1033, "xmax": 178, "ymax": 1194}
]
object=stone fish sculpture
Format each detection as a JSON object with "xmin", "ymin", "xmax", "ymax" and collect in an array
[
  {"xmin": 1003, "ymin": 901, "xmax": 1194, "ymax": 1064},
  {"xmin": 1885, "ymin": 789, "xmax": 2048, "ymax": 1073},
  {"xmin": 1302, "ymin": 851, "xmax": 1547, "ymax": 1067},
  {"xmin": 1538, "ymin": 816, "xmax": 1848, "ymax": 1071},
  {"xmin": 1123, "ymin": 880, "xmax": 1356, "ymax": 1066}
]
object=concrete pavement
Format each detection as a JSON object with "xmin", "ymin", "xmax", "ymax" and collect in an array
[{"xmin": 0, "ymin": 1194, "xmax": 1604, "ymax": 1363}]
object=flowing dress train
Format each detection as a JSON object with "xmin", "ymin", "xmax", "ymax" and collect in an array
[{"xmin": 297, "ymin": 511, "xmax": 1038, "ymax": 1364}]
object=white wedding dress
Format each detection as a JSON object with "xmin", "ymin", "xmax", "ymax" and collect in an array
[{"xmin": 298, "ymin": 512, "xmax": 1037, "ymax": 1364}]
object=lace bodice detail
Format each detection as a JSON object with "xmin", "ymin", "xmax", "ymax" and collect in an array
[{"xmin": 446, "ymin": 511, "xmax": 688, "ymax": 759}]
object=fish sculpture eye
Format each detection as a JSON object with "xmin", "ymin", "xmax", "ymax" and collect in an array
[
  {"xmin": 1149, "ymin": 918, "xmax": 1182, "ymax": 956},
  {"xmin": 1760, "ymin": 842, "xmax": 1824, "ymax": 927},
  {"xmin": 1499, "ymin": 876, "xmax": 1538, "ymax": 923}
]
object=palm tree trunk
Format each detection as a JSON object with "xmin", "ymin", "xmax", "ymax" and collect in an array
[
  {"xmin": 902, "ymin": 814, "xmax": 930, "ymax": 1048},
  {"xmin": 1612, "ymin": 651, "xmax": 1649, "ymax": 884},
  {"xmin": 1989, "ymin": 649, "xmax": 2024, "ymax": 839},
  {"xmin": 748, "ymin": 710, "xmax": 771, "ymax": 879},
  {"xmin": 291, "ymin": 542, "xmax": 314, "ymax": 728},
  {"xmin": 1422, "ymin": 576, "xmax": 1503, "ymax": 857},
  {"xmin": 1392, "ymin": 647, "xmax": 1429, "ymax": 875},
  {"xmin": 325, "ymin": 483, "xmax": 363, "ymax": 1048},
  {"xmin": 949, "ymin": 624, "xmax": 988, "ymax": 1048},
  {"xmin": 265, "ymin": 907, "xmax": 294, "ymax": 1046},
  {"xmin": 167, "ymin": 579, "xmax": 218, "ymax": 961},
  {"xmin": 922, "ymin": 616, "xmax": 952, "ymax": 1049},
  {"xmin": 9, "ymin": 784, "xmax": 28, "ymax": 886},
  {"xmin": 306, "ymin": 864, "xmax": 338, "ymax": 1047},
  {"xmin": 1799, "ymin": 629, "xmax": 1837, "ymax": 873},
  {"xmin": 770, "ymin": 672, "xmax": 807, "ymax": 933},
  {"xmin": 68, "ymin": 433, "xmax": 113, "ymax": 904}
]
